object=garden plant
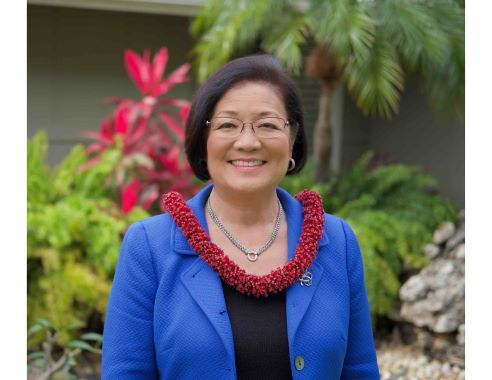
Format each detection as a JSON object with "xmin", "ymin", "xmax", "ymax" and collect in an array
[{"xmin": 27, "ymin": 48, "xmax": 197, "ymax": 375}]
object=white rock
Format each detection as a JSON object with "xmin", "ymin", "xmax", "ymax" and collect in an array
[
  {"xmin": 445, "ymin": 227, "xmax": 465, "ymax": 250},
  {"xmin": 434, "ymin": 314, "xmax": 459, "ymax": 333},
  {"xmin": 424, "ymin": 243, "xmax": 441, "ymax": 260},
  {"xmin": 442, "ymin": 362, "xmax": 451, "ymax": 373},
  {"xmin": 439, "ymin": 261, "xmax": 455, "ymax": 275},
  {"xmin": 400, "ymin": 276, "xmax": 428, "ymax": 301},
  {"xmin": 454, "ymin": 244, "xmax": 465, "ymax": 259},
  {"xmin": 457, "ymin": 324, "xmax": 465, "ymax": 345},
  {"xmin": 425, "ymin": 366, "xmax": 434, "ymax": 377},
  {"xmin": 433, "ymin": 222, "xmax": 456, "ymax": 245}
]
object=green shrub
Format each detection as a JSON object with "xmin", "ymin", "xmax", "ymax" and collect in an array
[
  {"xmin": 282, "ymin": 152, "xmax": 457, "ymax": 317},
  {"xmin": 28, "ymin": 131, "xmax": 148, "ymax": 346}
]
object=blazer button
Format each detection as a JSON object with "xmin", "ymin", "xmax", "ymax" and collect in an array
[{"xmin": 294, "ymin": 355, "xmax": 304, "ymax": 371}]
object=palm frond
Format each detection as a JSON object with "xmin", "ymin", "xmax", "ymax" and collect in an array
[
  {"xmin": 309, "ymin": 0, "xmax": 377, "ymax": 63},
  {"xmin": 377, "ymin": 0, "xmax": 451, "ymax": 72},
  {"xmin": 191, "ymin": 0, "xmax": 276, "ymax": 82},
  {"xmin": 261, "ymin": 11, "xmax": 310, "ymax": 74},
  {"xmin": 345, "ymin": 34, "xmax": 404, "ymax": 118},
  {"xmin": 420, "ymin": 2, "xmax": 465, "ymax": 116}
]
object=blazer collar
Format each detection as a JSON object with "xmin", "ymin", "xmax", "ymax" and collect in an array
[{"xmin": 171, "ymin": 184, "xmax": 329, "ymax": 257}]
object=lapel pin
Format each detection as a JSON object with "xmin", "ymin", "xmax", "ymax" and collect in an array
[{"xmin": 299, "ymin": 271, "xmax": 313, "ymax": 287}]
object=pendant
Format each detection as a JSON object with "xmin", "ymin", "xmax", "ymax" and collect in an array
[{"xmin": 246, "ymin": 250, "xmax": 259, "ymax": 262}]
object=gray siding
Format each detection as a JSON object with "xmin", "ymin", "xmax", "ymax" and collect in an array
[{"xmin": 342, "ymin": 82, "xmax": 464, "ymax": 207}]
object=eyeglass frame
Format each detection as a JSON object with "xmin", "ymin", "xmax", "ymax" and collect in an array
[{"xmin": 205, "ymin": 116, "xmax": 292, "ymax": 139}]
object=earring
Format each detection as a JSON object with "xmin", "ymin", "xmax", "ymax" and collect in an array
[{"xmin": 288, "ymin": 158, "xmax": 296, "ymax": 172}]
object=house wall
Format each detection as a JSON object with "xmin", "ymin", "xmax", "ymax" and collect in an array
[
  {"xmin": 28, "ymin": 4, "xmax": 197, "ymax": 164},
  {"xmin": 342, "ymin": 82, "xmax": 465, "ymax": 207}
]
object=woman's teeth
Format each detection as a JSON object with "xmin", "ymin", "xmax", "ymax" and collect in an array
[{"xmin": 230, "ymin": 160, "xmax": 264, "ymax": 167}]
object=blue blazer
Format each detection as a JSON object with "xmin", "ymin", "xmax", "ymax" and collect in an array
[{"xmin": 102, "ymin": 185, "xmax": 380, "ymax": 379}]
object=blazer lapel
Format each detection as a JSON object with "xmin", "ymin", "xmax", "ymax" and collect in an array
[
  {"xmin": 180, "ymin": 257, "xmax": 236, "ymax": 364},
  {"xmin": 173, "ymin": 185, "xmax": 235, "ymax": 363},
  {"xmin": 278, "ymin": 187, "xmax": 330, "ymax": 347}
]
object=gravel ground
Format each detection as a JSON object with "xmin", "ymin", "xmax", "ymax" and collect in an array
[{"xmin": 377, "ymin": 342, "xmax": 465, "ymax": 380}]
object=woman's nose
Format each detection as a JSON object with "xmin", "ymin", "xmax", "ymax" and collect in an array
[{"xmin": 233, "ymin": 123, "xmax": 261, "ymax": 149}]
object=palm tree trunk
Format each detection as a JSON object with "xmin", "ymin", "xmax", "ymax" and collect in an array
[{"xmin": 314, "ymin": 81, "xmax": 335, "ymax": 182}]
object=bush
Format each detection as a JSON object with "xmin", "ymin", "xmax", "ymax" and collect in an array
[
  {"xmin": 83, "ymin": 47, "xmax": 199, "ymax": 215},
  {"xmin": 282, "ymin": 152, "xmax": 457, "ymax": 317},
  {"xmin": 28, "ymin": 131, "xmax": 148, "ymax": 346}
]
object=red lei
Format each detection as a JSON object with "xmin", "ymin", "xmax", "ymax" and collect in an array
[{"xmin": 163, "ymin": 190, "xmax": 325, "ymax": 298}]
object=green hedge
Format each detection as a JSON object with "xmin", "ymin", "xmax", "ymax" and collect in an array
[{"xmin": 27, "ymin": 132, "xmax": 148, "ymax": 346}]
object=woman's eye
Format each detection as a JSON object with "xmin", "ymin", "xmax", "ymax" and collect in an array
[
  {"xmin": 258, "ymin": 123, "xmax": 280, "ymax": 130},
  {"xmin": 217, "ymin": 122, "xmax": 238, "ymax": 130}
]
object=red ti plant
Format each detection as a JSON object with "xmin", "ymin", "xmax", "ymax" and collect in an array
[{"xmin": 83, "ymin": 48, "xmax": 199, "ymax": 214}]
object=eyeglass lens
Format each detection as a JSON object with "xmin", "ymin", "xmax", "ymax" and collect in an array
[{"xmin": 210, "ymin": 117, "xmax": 287, "ymax": 138}]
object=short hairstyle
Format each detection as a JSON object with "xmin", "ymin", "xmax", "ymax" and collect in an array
[{"xmin": 185, "ymin": 54, "xmax": 308, "ymax": 181}]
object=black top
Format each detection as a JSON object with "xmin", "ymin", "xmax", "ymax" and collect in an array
[{"xmin": 221, "ymin": 280, "xmax": 293, "ymax": 380}]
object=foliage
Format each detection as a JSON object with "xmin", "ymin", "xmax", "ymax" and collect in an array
[
  {"xmin": 192, "ymin": 0, "xmax": 464, "ymax": 118},
  {"xmin": 28, "ymin": 318, "xmax": 102, "ymax": 380},
  {"xmin": 28, "ymin": 131, "xmax": 148, "ymax": 346},
  {"xmin": 83, "ymin": 47, "xmax": 199, "ymax": 215},
  {"xmin": 28, "ymin": 47, "xmax": 199, "ymax": 353},
  {"xmin": 282, "ymin": 152, "xmax": 457, "ymax": 316}
]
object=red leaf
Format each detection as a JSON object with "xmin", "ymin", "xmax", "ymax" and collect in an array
[
  {"xmin": 125, "ymin": 114, "xmax": 149, "ymax": 147},
  {"xmin": 158, "ymin": 113, "xmax": 185, "ymax": 141},
  {"xmin": 121, "ymin": 180, "xmax": 141, "ymax": 214},
  {"xmin": 160, "ymin": 146, "xmax": 181, "ymax": 174},
  {"xmin": 100, "ymin": 119, "xmax": 115, "ymax": 139},
  {"xmin": 180, "ymin": 105, "xmax": 190, "ymax": 122},
  {"xmin": 155, "ymin": 63, "xmax": 190, "ymax": 96},
  {"xmin": 115, "ymin": 105, "xmax": 131, "ymax": 134},
  {"xmin": 124, "ymin": 49, "xmax": 150, "ymax": 95},
  {"xmin": 167, "ymin": 63, "xmax": 191, "ymax": 84},
  {"xmin": 151, "ymin": 48, "xmax": 168, "ymax": 85}
]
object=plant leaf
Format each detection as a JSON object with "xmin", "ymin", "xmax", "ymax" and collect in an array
[
  {"xmin": 67, "ymin": 340, "xmax": 96, "ymax": 352},
  {"xmin": 80, "ymin": 332, "xmax": 103, "ymax": 343}
]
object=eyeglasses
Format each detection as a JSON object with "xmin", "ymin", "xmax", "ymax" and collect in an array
[{"xmin": 206, "ymin": 116, "xmax": 290, "ymax": 139}]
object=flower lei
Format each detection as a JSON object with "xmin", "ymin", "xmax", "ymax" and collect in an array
[{"xmin": 163, "ymin": 190, "xmax": 325, "ymax": 298}]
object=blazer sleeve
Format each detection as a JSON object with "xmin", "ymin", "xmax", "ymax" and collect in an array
[
  {"xmin": 102, "ymin": 221, "xmax": 158, "ymax": 379},
  {"xmin": 340, "ymin": 220, "xmax": 380, "ymax": 379}
]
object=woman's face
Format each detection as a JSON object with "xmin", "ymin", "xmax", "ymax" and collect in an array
[{"xmin": 206, "ymin": 81, "xmax": 292, "ymax": 196}]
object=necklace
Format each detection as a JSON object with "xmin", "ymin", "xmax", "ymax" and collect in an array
[
  {"xmin": 206, "ymin": 196, "xmax": 283, "ymax": 262},
  {"xmin": 163, "ymin": 189, "xmax": 325, "ymax": 298}
]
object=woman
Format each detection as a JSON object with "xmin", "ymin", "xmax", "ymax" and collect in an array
[{"xmin": 102, "ymin": 55, "xmax": 380, "ymax": 379}]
